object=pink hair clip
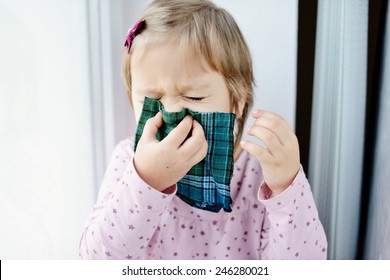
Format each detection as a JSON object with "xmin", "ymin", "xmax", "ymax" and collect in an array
[{"xmin": 124, "ymin": 19, "xmax": 146, "ymax": 54}]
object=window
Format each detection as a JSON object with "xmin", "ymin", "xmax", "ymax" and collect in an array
[{"xmin": 0, "ymin": 0, "xmax": 94, "ymax": 259}]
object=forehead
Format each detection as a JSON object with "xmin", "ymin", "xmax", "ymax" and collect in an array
[{"xmin": 130, "ymin": 35, "xmax": 216, "ymax": 85}]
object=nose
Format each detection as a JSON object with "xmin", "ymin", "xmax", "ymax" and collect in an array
[{"xmin": 161, "ymin": 98, "xmax": 183, "ymax": 113}]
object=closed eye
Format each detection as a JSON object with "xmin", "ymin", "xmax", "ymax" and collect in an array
[{"xmin": 185, "ymin": 96, "xmax": 204, "ymax": 102}]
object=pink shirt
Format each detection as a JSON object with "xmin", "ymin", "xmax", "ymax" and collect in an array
[{"xmin": 79, "ymin": 137, "xmax": 327, "ymax": 259}]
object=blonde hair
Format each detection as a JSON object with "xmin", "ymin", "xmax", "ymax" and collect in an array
[{"xmin": 122, "ymin": 0, "xmax": 254, "ymax": 149}]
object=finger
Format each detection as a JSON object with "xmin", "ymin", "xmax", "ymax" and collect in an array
[
  {"xmin": 253, "ymin": 116, "xmax": 291, "ymax": 146},
  {"xmin": 162, "ymin": 115, "xmax": 193, "ymax": 148},
  {"xmin": 240, "ymin": 140, "xmax": 272, "ymax": 164},
  {"xmin": 179, "ymin": 120, "xmax": 206, "ymax": 156},
  {"xmin": 247, "ymin": 126, "xmax": 281, "ymax": 156},
  {"xmin": 187, "ymin": 138, "xmax": 208, "ymax": 167},
  {"xmin": 252, "ymin": 110, "xmax": 295, "ymax": 139},
  {"xmin": 141, "ymin": 112, "xmax": 163, "ymax": 142}
]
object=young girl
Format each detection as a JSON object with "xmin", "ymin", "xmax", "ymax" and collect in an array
[{"xmin": 79, "ymin": 0, "xmax": 327, "ymax": 260}]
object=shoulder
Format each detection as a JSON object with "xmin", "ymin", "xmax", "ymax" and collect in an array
[
  {"xmin": 117, "ymin": 136, "xmax": 135, "ymax": 152},
  {"xmin": 230, "ymin": 149, "xmax": 264, "ymax": 200},
  {"xmin": 114, "ymin": 136, "xmax": 135, "ymax": 154},
  {"xmin": 107, "ymin": 136, "xmax": 135, "ymax": 163},
  {"xmin": 235, "ymin": 149, "xmax": 263, "ymax": 181}
]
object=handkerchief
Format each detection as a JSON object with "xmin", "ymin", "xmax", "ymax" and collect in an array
[{"xmin": 134, "ymin": 97, "xmax": 235, "ymax": 212}]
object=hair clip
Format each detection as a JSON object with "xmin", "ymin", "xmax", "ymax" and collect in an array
[{"xmin": 124, "ymin": 20, "xmax": 146, "ymax": 54}]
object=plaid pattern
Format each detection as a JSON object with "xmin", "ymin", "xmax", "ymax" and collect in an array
[{"xmin": 134, "ymin": 97, "xmax": 235, "ymax": 212}]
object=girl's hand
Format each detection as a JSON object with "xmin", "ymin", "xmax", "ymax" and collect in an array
[
  {"xmin": 240, "ymin": 110, "xmax": 300, "ymax": 196},
  {"xmin": 134, "ymin": 112, "xmax": 208, "ymax": 192}
]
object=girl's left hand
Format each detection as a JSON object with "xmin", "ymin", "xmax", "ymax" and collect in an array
[{"xmin": 240, "ymin": 109, "xmax": 300, "ymax": 196}]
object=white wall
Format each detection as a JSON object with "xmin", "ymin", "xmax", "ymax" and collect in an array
[{"xmin": 213, "ymin": 0, "xmax": 298, "ymax": 134}]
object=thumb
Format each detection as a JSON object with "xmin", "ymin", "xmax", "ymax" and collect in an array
[{"xmin": 141, "ymin": 112, "xmax": 163, "ymax": 142}]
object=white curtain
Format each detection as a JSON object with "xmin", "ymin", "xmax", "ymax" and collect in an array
[
  {"xmin": 309, "ymin": 0, "xmax": 368, "ymax": 259},
  {"xmin": 0, "ymin": 0, "xmax": 95, "ymax": 259},
  {"xmin": 364, "ymin": 3, "xmax": 390, "ymax": 260}
]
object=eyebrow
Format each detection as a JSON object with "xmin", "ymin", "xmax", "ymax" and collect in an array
[
  {"xmin": 178, "ymin": 82, "xmax": 210, "ymax": 93},
  {"xmin": 138, "ymin": 82, "xmax": 210, "ymax": 95}
]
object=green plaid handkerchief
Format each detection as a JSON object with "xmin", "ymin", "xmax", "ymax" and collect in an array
[{"xmin": 134, "ymin": 97, "xmax": 235, "ymax": 212}]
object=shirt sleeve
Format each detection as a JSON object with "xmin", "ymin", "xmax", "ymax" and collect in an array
[
  {"xmin": 257, "ymin": 166, "xmax": 328, "ymax": 260},
  {"xmin": 78, "ymin": 139, "xmax": 177, "ymax": 259}
]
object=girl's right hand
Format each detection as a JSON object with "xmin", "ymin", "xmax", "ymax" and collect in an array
[{"xmin": 133, "ymin": 112, "xmax": 208, "ymax": 192}]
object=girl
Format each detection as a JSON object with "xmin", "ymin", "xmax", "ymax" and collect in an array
[{"xmin": 79, "ymin": 0, "xmax": 327, "ymax": 259}]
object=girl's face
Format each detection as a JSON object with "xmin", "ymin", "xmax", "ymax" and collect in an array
[{"xmin": 131, "ymin": 39, "xmax": 231, "ymax": 122}]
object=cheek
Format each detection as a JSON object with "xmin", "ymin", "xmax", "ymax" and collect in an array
[
  {"xmin": 212, "ymin": 94, "xmax": 231, "ymax": 113},
  {"xmin": 212, "ymin": 79, "xmax": 231, "ymax": 112},
  {"xmin": 132, "ymin": 103, "xmax": 143, "ymax": 123}
]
